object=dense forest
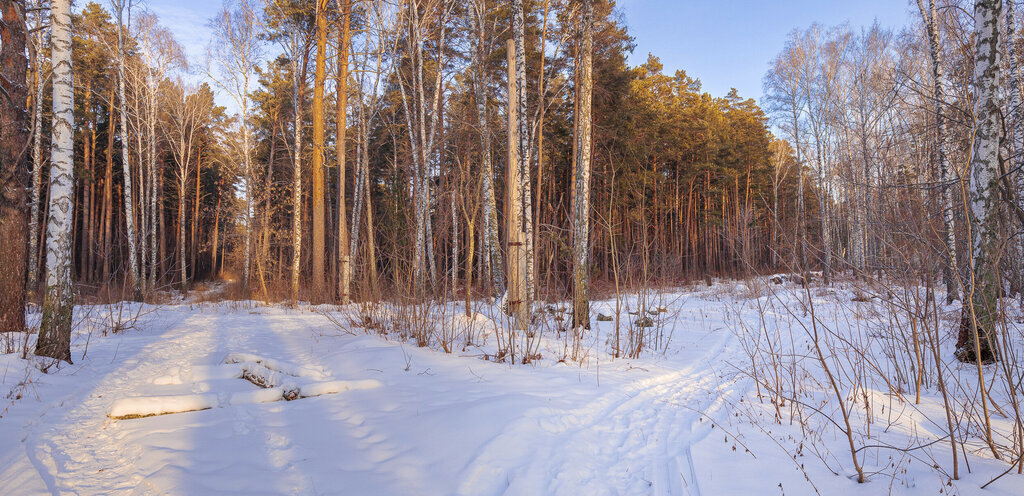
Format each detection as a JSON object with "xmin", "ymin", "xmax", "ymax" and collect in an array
[{"xmin": 0, "ymin": 0, "xmax": 1021, "ymax": 367}]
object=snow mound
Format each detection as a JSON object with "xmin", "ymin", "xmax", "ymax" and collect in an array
[{"xmin": 108, "ymin": 394, "xmax": 218, "ymax": 419}]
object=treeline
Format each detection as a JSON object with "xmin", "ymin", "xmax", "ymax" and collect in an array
[
  {"xmin": 2, "ymin": 0, "xmax": 781, "ymax": 323},
  {"xmin": 235, "ymin": 0, "xmax": 778, "ymax": 306}
]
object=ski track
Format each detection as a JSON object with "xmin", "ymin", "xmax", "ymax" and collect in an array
[
  {"xmin": 458, "ymin": 323, "xmax": 746, "ymax": 496},
  {"xmin": 8, "ymin": 304, "xmax": 748, "ymax": 495}
]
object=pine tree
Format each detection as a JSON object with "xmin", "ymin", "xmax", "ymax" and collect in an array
[{"xmin": 0, "ymin": 0, "xmax": 30, "ymax": 334}]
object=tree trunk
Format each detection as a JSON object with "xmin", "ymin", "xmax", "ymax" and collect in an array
[
  {"xmin": 511, "ymin": 0, "xmax": 535, "ymax": 304},
  {"xmin": 290, "ymin": 41, "xmax": 307, "ymax": 305},
  {"xmin": 27, "ymin": 8, "xmax": 44, "ymax": 301},
  {"xmin": 917, "ymin": 0, "xmax": 960, "ymax": 302},
  {"xmin": 1007, "ymin": 0, "xmax": 1024, "ymax": 305},
  {"xmin": 337, "ymin": 0, "xmax": 352, "ymax": 304},
  {"xmin": 0, "ymin": 0, "xmax": 29, "ymax": 334},
  {"xmin": 311, "ymin": 0, "xmax": 328, "ymax": 303},
  {"xmin": 506, "ymin": 39, "xmax": 528, "ymax": 329},
  {"xmin": 958, "ymin": 0, "xmax": 1003, "ymax": 365},
  {"xmin": 572, "ymin": 0, "xmax": 594, "ymax": 331},
  {"xmin": 103, "ymin": 87, "xmax": 115, "ymax": 285},
  {"xmin": 37, "ymin": 0, "xmax": 74, "ymax": 362},
  {"xmin": 471, "ymin": 0, "xmax": 503, "ymax": 297}
]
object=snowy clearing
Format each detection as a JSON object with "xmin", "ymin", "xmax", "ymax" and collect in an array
[{"xmin": 0, "ymin": 281, "xmax": 1021, "ymax": 495}]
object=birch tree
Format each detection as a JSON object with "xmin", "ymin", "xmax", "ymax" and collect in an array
[
  {"xmin": 164, "ymin": 82, "xmax": 211, "ymax": 293},
  {"xmin": 1006, "ymin": 0, "xmax": 1024, "ymax": 304},
  {"xmin": 571, "ymin": 0, "xmax": 593, "ymax": 331},
  {"xmin": 336, "ymin": 0, "xmax": 352, "ymax": 304},
  {"xmin": 26, "ymin": 0, "xmax": 46, "ymax": 301},
  {"xmin": 37, "ymin": 0, "xmax": 74, "ymax": 362},
  {"xmin": 511, "ymin": 0, "xmax": 535, "ymax": 304},
  {"xmin": 470, "ymin": 0, "xmax": 504, "ymax": 297},
  {"xmin": 208, "ymin": 0, "xmax": 262, "ymax": 296},
  {"xmin": 958, "ymin": 0, "xmax": 1002, "ymax": 366},
  {"xmin": 917, "ymin": 0, "xmax": 960, "ymax": 302}
]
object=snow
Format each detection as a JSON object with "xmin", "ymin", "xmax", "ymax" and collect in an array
[
  {"xmin": 0, "ymin": 281, "xmax": 1021, "ymax": 495},
  {"xmin": 109, "ymin": 394, "xmax": 219, "ymax": 419}
]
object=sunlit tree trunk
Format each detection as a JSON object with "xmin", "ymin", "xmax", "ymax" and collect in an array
[
  {"xmin": 311, "ymin": 0, "xmax": 329, "ymax": 303},
  {"xmin": 290, "ymin": 38, "xmax": 306, "ymax": 305},
  {"xmin": 37, "ymin": 0, "xmax": 75, "ymax": 362},
  {"xmin": 103, "ymin": 87, "xmax": 115, "ymax": 285},
  {"xmin": 336, "ymin": 0, "xmax": 352, "ymax": 304},
  {"xmin": 572, "ymin": 0, "xmax": 594, "ymax": 331},
  {"xmin": 511, "ymin": 0, "xmax": 535, "ymax": 303},
  {"xmin": 506, "ymin": 39, "xmax": 528, "ymax": 328}
]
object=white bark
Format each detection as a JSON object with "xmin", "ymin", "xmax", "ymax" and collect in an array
[
  {"xmin": 38, "ymin": 0, "xmax": 75, "ymax": 361},
  {"xmin": 917, "ymin": 0, "xmax": 960, "ymax": 302},
  {"xmin": 511, "ymin": 0, "xmax": 535, "ymax": 303},
  {"xmin": 27, "ymin": 6, "xmax": 45, "ymax": 299},
  {"xmin": 470, "ymin": 0, "xmax": 504, "ymax": 296},
  {"xmin": 572, "ymin": 0, "xmax": 594, "ymax": 330},
  {"xmin": 290, "ymin": 34, "xmax": 304, "ymax": 305}
]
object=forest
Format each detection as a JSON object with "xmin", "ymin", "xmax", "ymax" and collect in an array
[{"xmin": 2, "ymin": 0, "xmax": 1024, "ymax": 494}]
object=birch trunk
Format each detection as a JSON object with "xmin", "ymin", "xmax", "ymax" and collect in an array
[
  {"xmin": 471, "ymin": 0, "xmax": 504, "ymax": 296},
  {"xmin": 506, "ymin": 39, "xmax": 528, "ymax": 329},
  {"xmin": 38, "ymin": 0, "xmax": 74, "ymax": 362},
  {"xmin": 27, "ymin": 1, "xmax": 44, "ymax": 300},
  {"xmin": 572, "ymin": 0, "xmax": 594, "ymax": 331},
  {"xmin": 290, "ymin": 38, "xmax": 305, "ymax": 305},
  {"xmin": 917, "ymin": 0, "xmax": 960, "ymax": 302},
  {"xmin": 1007, "ymin": 0, "xmax": 1024, "ymax": 304},
  {"xmin": 511, "ymin": 0, "xmax": 535, "ymax": 303},
  {"xmin": 115, "ymin": 0, "xmax": 141, "ymax": 300},
  {"xmin": 336, "ymin": 0, "xmax": 352, "ymax": 304},
  {"xmin": 958, "ymin": 0, "xmax": 1003, "ymax": 366}
]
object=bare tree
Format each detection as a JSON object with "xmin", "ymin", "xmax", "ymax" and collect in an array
[
  {"xmin": 164, "ymin": 81, "xmax": 211, "ymax": 293},
  {"xmin": 208, "ymin": 0, "xmax": 263, "ymax": 296}
]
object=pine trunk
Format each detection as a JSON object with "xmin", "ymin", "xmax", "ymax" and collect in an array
[
  {"xmin": 0, "ymin": 0, "xmax": 29, "ymax": 334},
  {"xmin": 311, "ymin": 0, "xmax": 328, "ymax": 303}
]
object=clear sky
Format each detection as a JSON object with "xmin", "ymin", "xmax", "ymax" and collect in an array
[
  {"xmin": 617, "ymin": 0, "xmax": 914, "ymax": 102},
  {"xmin": 146, "ymin": 0, "xmax": 916, "ymax": 108}
]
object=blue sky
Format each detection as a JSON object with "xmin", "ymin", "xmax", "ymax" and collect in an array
[
  {"xmin": 618, "ymin": 0, "xmax": 913, "ymax": 101},
  {"xmin": 145, "ymin": 0, "xmax": 915, "ymax": 107}
]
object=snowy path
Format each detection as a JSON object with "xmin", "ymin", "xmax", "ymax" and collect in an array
[
  {"xmin": 0, "ymin": 302, "xmax": 748, "ymax": 495},
  {"xmin": 458, "ymin": 323, "xmax": 742, "ymax": 496}
]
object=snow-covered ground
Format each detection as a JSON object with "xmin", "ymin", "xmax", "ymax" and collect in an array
[{"xmin": 0, "ymin": 281, "xmax": 1020, "ymax": 495}]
